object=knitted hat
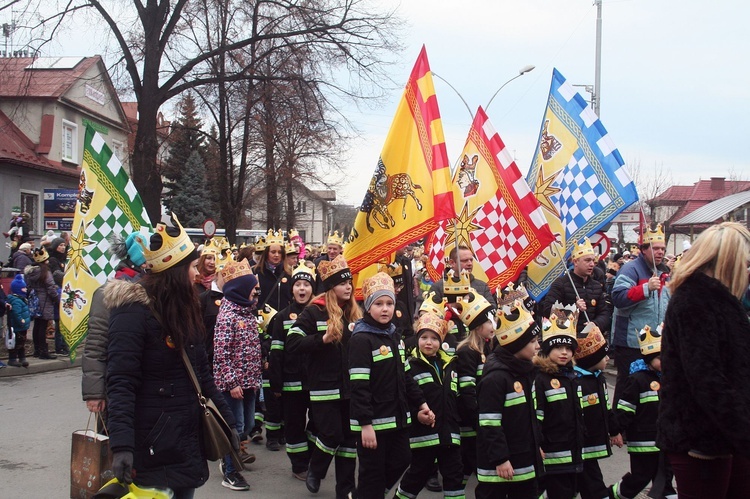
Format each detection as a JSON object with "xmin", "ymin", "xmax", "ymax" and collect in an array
[
  {"xmin": 318, "ymin": 254, "xmax": 352, "ymax": 291},
  {"xmin": 574, "ymin": 323, "xmax": 609, "ymax": 369},
  {"xmin": 50, "ymin": 237, "xmax": 66, "ymax": 252},
  {"xmin": 495, "ymin": 299, "xmax": 540, "ymax": 354},
  {"xmin": 415, "ymin": 312, "xmax": 448, "ymax": 342},
  {"xmin": 10, "ymin": 274, "xmax": 26, "ymax": 296},
  {"xmin": 362, "ymin": 272, "xmax": 396, "ymax": 311},
  {"xmin": 19, "ymin": 242, "xmax": 31, "ymax": 252}
]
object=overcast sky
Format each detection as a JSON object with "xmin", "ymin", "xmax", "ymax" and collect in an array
[{"xmin": 30, "ymin": 0, "xmax": 749, "ymax": 206}]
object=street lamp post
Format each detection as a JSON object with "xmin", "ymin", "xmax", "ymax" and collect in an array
[{"xmin": 485, "ymin": 65, "xmax": 536, "ymax": 112}]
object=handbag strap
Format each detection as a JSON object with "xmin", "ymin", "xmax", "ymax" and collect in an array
[{"xmin": 180, "ymin": 348, "xmax": 208, "ymax": 408}]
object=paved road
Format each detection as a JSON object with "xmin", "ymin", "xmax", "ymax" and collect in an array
[{"xmin": 0, "ymin": 367, "xmax": 647, "ymax": 498}]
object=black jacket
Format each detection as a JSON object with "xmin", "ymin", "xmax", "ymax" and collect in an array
[
  {"xmin": 348, "ymin": 317, "xmax": 424, "ymax": 432},
  {"xmin": 104, "ymin": 280, "xmax": 235, "ymax": 490},
  {"xmin": 574, "ymin": 366, "xmax": 614, "ymax": 460},
  {"xmin": 455, "ymin": 341, "xmax": 492, "ymax": 437},
  {"xmin": 286, "ymin": 298, "xmax": 354, "ymax": 401},
  {"xmin": 541, "ymin": 271, "xmax": 611, "ymax": 334},
  {"xmin": 612, "ymin": 360, "xmax": 660, "ymax": 454},
  {"xmin": 405, "ymin": 349, "xmax": 460, "ymax": 448},
  {"xmin": 269, "ymin": 300, "xmax": 308, "ymax": 393},
  {"xmin": 476, "ymin": 347, "xmax": 542, "ymax": 484},
  {"xmin": 255, "ymin": 265, "xmax": 292, "ymax": 312},
  {"xmin": 534, "ymin": 356, "xmax": 585, "ymax": 473},
  {"xmin": 658, "ymin": 272, "xmax": 750, "ymax": 458},
  {"xmin": 199, "ymin": 286, "xmax": 223, "ymax": 368}
]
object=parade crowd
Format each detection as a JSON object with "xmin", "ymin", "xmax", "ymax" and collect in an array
[{"xmin": 6, "ymin": 211, "xmax": 750, "ymax": 499}]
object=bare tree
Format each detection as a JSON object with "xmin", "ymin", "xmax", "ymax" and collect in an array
[{"xmin": 20, "ymin": 0, "xmax": 401, "ymax": 223}]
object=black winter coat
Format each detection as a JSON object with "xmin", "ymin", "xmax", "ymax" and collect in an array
[
  {"xmin": 199, "ymin": 286, "xmax": 223, "ymax": 368},
  {"xmin": 611, "ymin": 361, "xmax": 660, "ymax": 454},
  {"xmin": 286, "ymin": 298, "xmax": 354, "ymax": 401},
  {"xmin": 405, "ymin": 349, "xmax": 460, "ymax": 448},
  {"xmin": 255, "ymin": 265, "xmax": 292, "ymax": 312},
  {"xmin": 269, "ymin": 300, "xmax": 309, "ymax": 394},
  {"xmin": 540, "ymin": 271, "xmax": 611, "ymax": 334},
  {"xmin": 658, "ymin": 272, "xmax": 750, "ymax": 458},
  {"xmin": 455, "ymin": 341, "xmax": 492, "ymax": 437},
  {"xmin": 476, "ymin": 347, "xmax": 542, "ymax": 484},
  {"xmin": 534, "ymin": 356, "xmax": 585, "ymax": 473},
  {"xmin": 574, "ymin": 366, "xmax": 613, "ymax": 460},
  {"xmin": 104, "ymin": 280, "xmax": 235, "ymax": 490}
]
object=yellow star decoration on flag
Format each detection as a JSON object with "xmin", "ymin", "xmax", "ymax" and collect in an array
[
  {"xmin": 67, "ymin": 220, "xmax": 95, "ymax": 278},
  {"xmin": 535, "ymin": 168, "xmax": 562, "ymax": 218},
  {"xmin": 443, "ymin": 202, "xmax": 481, "ymax": 254}
]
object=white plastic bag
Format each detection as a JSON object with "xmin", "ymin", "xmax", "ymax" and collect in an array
[{"xmin": 4, "ymin": 324, "xmax": 15, "ymax": 350}]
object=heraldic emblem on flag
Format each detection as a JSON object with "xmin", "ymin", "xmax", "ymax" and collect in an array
[
  {"xmin": 427, "ymin": 107, "xmax": 555, "ymax": 290},
  {"xmin": 60, "ymin": 125, "xmax": 151, "ymax": 361},
  {"xmin": 345, "ymin": 46, "xmax": 454, "ymax": 275},
  {"xmin": 525, "ymin": 69, "xmax": 638, "ymax": 299}
]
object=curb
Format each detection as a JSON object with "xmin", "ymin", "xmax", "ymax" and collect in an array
[{"xmin": 0, "ymin": 354, "xmax": 81, "ymax": 377}]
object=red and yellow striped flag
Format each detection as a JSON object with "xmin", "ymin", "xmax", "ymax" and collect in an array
[{"xmin": 345, "ymin": 46, "xmax": 453, "ymax": 275}]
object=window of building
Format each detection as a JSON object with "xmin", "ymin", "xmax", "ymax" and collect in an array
[
  {"xmin": 20, "ymin": 191, "xmax": 39, "ymax": 234},
  {"xmin": 112, "ymin": 139, "xmax": 125, "ymax": 164},
  {"xmin": 295, "ymin": 201, "xmax": 307, "ymax": 213},
  {"xmin": 61, "ymin": 119, "xmax": 78, "ymax": 163}
]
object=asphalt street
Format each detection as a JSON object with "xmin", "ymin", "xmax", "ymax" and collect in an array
[{"xmin": 0, "ymin": 367, "xmax": 644, "ymax": 498}]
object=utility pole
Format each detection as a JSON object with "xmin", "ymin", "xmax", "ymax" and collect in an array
[{"xmin": 594, "ymin": 0, "xmax": 602, "ymax": 117}]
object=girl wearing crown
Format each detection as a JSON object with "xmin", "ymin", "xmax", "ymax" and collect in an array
[
  {"xmin": 285, "ymin": 254, "xmax": 362, "ymax": 498},
  {"xmin": 269, "ymin": 261, "xmax": 316, "ymax": 481},
  {"xmin": 23, "ymin": 247, "xmax": 59, "ymax": 359},
  {"xmin": 454, "ymin": 290, "xmax": 496, "ymax": 484},
  {"xmin": 348, "ymin": 272, "xmax": 433, "ymax": 499},
  {"xmin": 254, "ymin": 230, "xmax": 292, "ymax": 312},
  {"xmin": 533, "ymin": 310, "xmax": 585, "ymax": 498}
]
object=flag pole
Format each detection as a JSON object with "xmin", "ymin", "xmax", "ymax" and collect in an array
[{"xmin": 553, "ymin": 240, "xmax": 592, "ymax": 324}]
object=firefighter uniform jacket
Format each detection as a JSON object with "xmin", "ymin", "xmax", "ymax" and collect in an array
[
  {"xmin": 534, "ymin": 356, "xmax": 585, "ymax": 473},
  {"xmin": 611, "ymin": 359, "xmax": 660, "ymax": 454},
  {"xmin": 348, "ymin": 318, "xmax": 425, "ymax": 433},
  {"xmin": 476, "ymin": 346, "xmax": 542, "ymax": 484},
  {"xmin": 574, "ymin": 366, "xmax": 613, "ymax": 461},
  {"xmin": 455, "ymin": 341, "xmax": 492, "ymax": 438},
  {"xmin": 285, "ymin": 298, "xmax": 354, "ymax": 402},
  {"xmin": 405, "ymin": 349, "xmax": 460, "ymax": 449},
  {"xmin": 269, "ymin": 301, "xmax": 308, "ymax": 394}
]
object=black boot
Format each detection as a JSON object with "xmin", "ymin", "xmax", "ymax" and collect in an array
[
  {"xmin": 306, "ymin": 470, "xmax": 321, "ymax": 493},
  {"xmin": 7, "ymin": 352, "xmax": 21, "ymax": 367},
  {"xmin": 39, "ymin": 345, "xmax": 57, "ymax": 360}
]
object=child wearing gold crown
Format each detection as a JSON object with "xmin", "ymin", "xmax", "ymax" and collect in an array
[
  {"xmin": 573, "ymin": 323, "xmax": 615, "ymax": 498},
  {"xmin": 348, "ymin": 272, "xmax": 433, "ymax": 499},
  {"xmin": 454, "ymin": 290, "xmax": 496, "ymax": 484},
  {"xmin": 285, "ymin": 254, "xmax": 362, "ymax": 497},
  {"xmin": 533, "ymin": 311, "xmax": 585, "ymax": 498},
  {"xmin": 268, "ymin": 261, "xmax": 316, "ymax": 481},
  {"xmin": 395, "ymin": 312, "xmax": 465, "ymax": 499},
  {"xmin": 475, "ymin": 299, "xmax": 542, "ymax": 498},
  {"xmin": 608, "ymin": 324, "xmax": 675, "ymax": 498}
]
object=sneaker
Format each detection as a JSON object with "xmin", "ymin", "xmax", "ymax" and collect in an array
[
  {"xmin": 250, "ymin": 429, "xmax": 263, "ymax": 443},
  {"xmin": 241, "ymin": 451, "xmax": 256, "ymax": 464},
  {"xmin": 222, "ymin": 471, "xmax": 250, "ymax": 491},
  {"xmin": 19, "ymin": 358, "xmax": 29, "ymax": 367},
  {"xmin": 292, "ymin": 470, "xmax": 308, "ymax": 481},
  {"xmin": 266, "ymin": 439, "xmax": 281, "ymax": 451}
]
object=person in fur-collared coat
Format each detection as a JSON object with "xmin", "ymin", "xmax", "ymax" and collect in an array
[{"xmin": 658, "ymin": 222, "xmax": 750, "ymax": 497}]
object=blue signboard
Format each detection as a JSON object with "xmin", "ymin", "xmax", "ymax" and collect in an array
[{"xmin": 44, "ymin": 189, "xmax": 78, "ymax": 232}]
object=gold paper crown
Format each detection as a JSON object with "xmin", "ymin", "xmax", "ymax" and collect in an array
[
  {"xmin": 231, "ymin": 244, "xmax": 237, "ymax": 251},
  {"xmin": 455, "ymin": 289, "xmax": 494, "ymax": 329},
  {"xmin": 285, "ymin": 241, "xmax": 299, "ymax": 254},
  {"xmin": 572, "ymin": 237, "xmax": 595, "ymax": 259},
  {"xmin": 202, "ymin": 238, "xmax": 222, "ymax": 257},
  {"xmin": 638, "ymin": 324, "xmax": 662, "ymax": 356},
  {"xmin": 258, "ymin": 304, "xmax": 277, "ymax": 333},
  {"xmin": 542, "ymin": 313, "xmax": 578, "ymax": 345},
  {"xmin": 266, "ymin": 229, "xmax": 284, "ymax": 247},
  {"xmin": 551, "ymin": 301, "xmax": 578, "ymax": 331},
  {"xmin": 575, "ymin": 323, "xmax": 607, "ymax": 360},
  {"xmin": 497, "ymin": 282, "xmax": 530, "ymax": 310},
  {"xmin": 143, "ymin": 213, "xmax": 195, "ymax": 273},
  {"xmin": 291, "ymin": 260, "xmax": 315, "ymax": 281},
  {"xmin": 32, "ymin": 247, "xmax": 49, "ymax": 263},
  {"xmin": 288, "ymin": 229, "xmax": 299, "ymax": 239},
  {"xmin": 495, "ymin": 299, "xmax": 535, "ymax": 346},
  {"xmin": 254, "ymin": 236, "xmax": 267, "ymax": 252},
  {"xmin": 443, "ymin": 269, "xmax": 471, "ymax": 298},
  {"xmin": 642, "ymin": 224, "xmax": 665, "ymax": 245},
  {"xmin": 419, "ymin": 291, "xmax": 447, "ymax": 319},
  {"xmin": 327, "ymin": 231, "xmax": 344, "ymax": 247},
  {"xmin": 415, "ymin": 312, "xmax": 448, "ymax": 342},
  {"xmin": 211, "ymin": 236, "xmax": 230, "ymax": 252},
  {"xmin": 220, "ymin": 258, "xmax": 253, "ymax": 282},
  {"xmin": 378, "ymin": 262, "xmax": 403, "ymax": 280},
  {"xmin": 362, "ymin": 272, "xmax": 395, "ymax": 301},
  {"xmin": 239, "ymin": 242, "xmax": 247, "ymax": 249},
  {"xmin": 318, "ymin": 254, "xmax": 350, "ymax": 282}
]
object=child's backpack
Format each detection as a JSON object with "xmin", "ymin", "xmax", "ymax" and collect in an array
[{"xmin": 28, "ymin": 288, "xmax": 41, "ymax": 318}]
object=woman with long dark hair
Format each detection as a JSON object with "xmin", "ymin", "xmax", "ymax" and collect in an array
[
  {"xmin": 104, "ymin": 214, "xmax": 238, "ymax": 499},
  {"xmin": 254, "ymin": 230, "xmax": 292, "ymax": 311},
  {"xmin": 24, "ymin": 247, "xmax": 59, "ymax": 359}
]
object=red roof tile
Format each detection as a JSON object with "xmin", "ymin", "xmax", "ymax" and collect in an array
[
  {"xmin": 0, "ymin": 56, "xmax": 99, "ymax": 99},
  {"xmin": 0, "ymin": 110, "xmax": 79, "ymax": 178},
  {"xmin": 652, "ymin": 178, "xmax": 750, "ymax": 224}
]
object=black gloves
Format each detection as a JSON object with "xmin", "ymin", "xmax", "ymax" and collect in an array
[
  {"xmin": 230, "ymin": 428, "xmax": 241, "ymax": 452},
  {"xmin": 112, "ymin": 451, "xmax": 134, "ymax": 484}
]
